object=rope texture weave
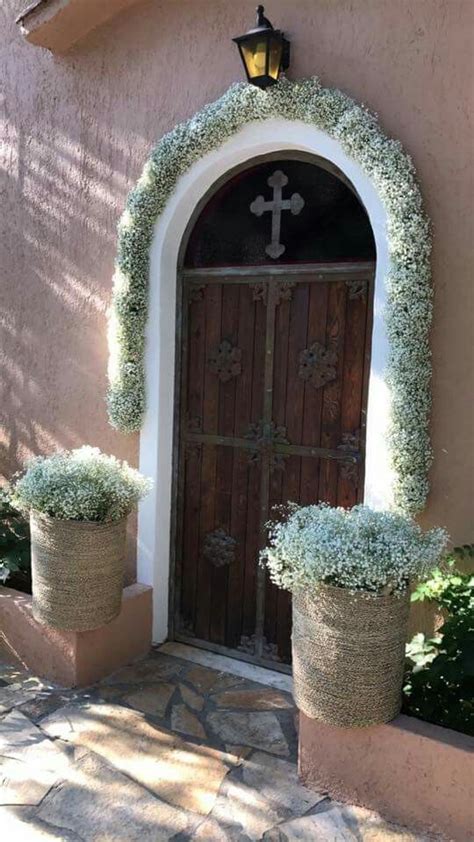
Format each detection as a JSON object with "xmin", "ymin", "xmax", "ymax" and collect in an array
[
  {"xmin": 30, "ymin": 512, "xmax": 127, "ymax": 631},
  {"xmin": 292, "ymin": 584, "xmax": 410, "ymax": 727}
]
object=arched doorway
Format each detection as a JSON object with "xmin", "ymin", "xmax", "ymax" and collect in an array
[{"xmin": 171, "ymin": 155, "xmax": 376, "ymax": 670}]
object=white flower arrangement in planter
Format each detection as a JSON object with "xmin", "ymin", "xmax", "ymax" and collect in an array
[
  {"xmin": 12, "ymin": 447, "xmax": 152, "ymax": 632},
  {"xmin": 108, "ymin": 77, "xmax": 433, "ymax": 516},
  {"xmin": 262, "ymin": 503, "xmax": 447, "ymax": 595},
  {"xmin": 262, "ymin": 503, "xmax": 448, "ymax": 728}
]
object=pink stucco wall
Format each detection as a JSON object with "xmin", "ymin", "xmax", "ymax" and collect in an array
[
  {"xmin": 299, "ymin": 712, "xmax": 474, "ymax": 840},
  {"xmin": 0, "ymin": 583, "xmax": 152, "ymax": 685},
  {"xmin": 2, "ymin": 1, "xmax": 473, "ymax": 564}
]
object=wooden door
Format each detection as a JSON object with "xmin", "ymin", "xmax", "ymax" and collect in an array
[{"xmin": 173, "ymin": 262, "xmax": 374, "ymax": 670}]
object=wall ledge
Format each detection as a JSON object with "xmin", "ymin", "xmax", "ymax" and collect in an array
[
  {"xmin": 0, "ymin": 583, "xmax": 152, "ymax": 686},
  {"xmin": 16, "ymin": 0, "xmax": 144, "ymax": 53},
  {"xmin": 299, "ymin": 711, "xmax": 474, "ymax": 841}
]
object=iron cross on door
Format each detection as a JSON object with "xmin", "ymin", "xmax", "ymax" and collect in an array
[{"xmin": 250, "ymin": 169, "xmax": 305, "ymax": 259}]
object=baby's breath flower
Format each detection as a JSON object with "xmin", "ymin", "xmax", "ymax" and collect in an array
[
  {"xmin": 11, "ymin": 447, "xmax": 152, "ymax": 523},
  {"xmin": 261, "ymin": 504, "xmax": 447, "ymax": 595}
]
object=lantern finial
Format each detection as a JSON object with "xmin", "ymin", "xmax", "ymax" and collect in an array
[{"xmin": 256, "ymin": 6, "xmax": 273, "ymax": 30}]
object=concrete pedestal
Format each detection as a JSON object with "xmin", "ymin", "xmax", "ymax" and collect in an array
[
  {"xmin": 0, "ymin": 583, "xmax": 152, "ymax": 686},
  {"xmin": 299, "ymin": 711, "xmax": 474, "ymax": 841}
]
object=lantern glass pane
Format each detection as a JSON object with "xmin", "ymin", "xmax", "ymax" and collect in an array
[
  {"xmin": 268, "ymin": 35, "xmax": 283, "ymax": 80},
  {"xmin": 240, "ymin": 37, "xmax": 268, "ymax": 79}
]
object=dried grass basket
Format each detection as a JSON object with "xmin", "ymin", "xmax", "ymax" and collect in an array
[
  {"xmin": 292, "ymin": 583, "xmax": 410, "ymax": 727},
  {"xmin": 30, "ymin": 511, "xmax": 127, "ymax": 631}
]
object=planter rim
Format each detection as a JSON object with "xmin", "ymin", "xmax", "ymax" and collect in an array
[
  {"xmin": 295, "ymin": 581, "xmax": 410, "ymax": 603},
  {"xmin": 30, "ymin": 510, "xmax": 128, "ymax": 529}
]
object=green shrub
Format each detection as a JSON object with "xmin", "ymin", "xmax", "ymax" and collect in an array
[
  {"xmin": 403, "ymin": 546, "xmax": 474, "ymax": 736},
  {"xmin": 11, "ymin": 446, "xmax": 152, "ymax": 523},
  {"xmin": 0, "ymin": 488, "xmax": 31, "ymax": 586}
]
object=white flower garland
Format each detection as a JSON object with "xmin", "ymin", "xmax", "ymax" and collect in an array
[{"xmin": 108, "ymin": 78, "xmax": 432, "ymax": 515}]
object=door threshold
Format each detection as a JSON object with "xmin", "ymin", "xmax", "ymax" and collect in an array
[{"xmin": 158, "ymin": 641, "xmax": 293, "ymax": 694}]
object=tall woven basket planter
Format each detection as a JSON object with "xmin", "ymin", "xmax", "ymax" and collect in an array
[
  {"xmin": 30, "ymin": 512, "xmax": 127, "ymax": 631},
  {"xmin": 292, "ymin": 584, "xmax": 410, "ymax": 727}
]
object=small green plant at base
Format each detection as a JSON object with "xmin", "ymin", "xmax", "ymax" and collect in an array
[
  {"xmin": 11, "ymin": 446, "xmax": 152, "ymax": 523},
  {"xmin": 403, "ymin": 546, "xmax": 474, "ymax": 736},
  {"xmin": 0, "ymin": 488, "xmax": 31, "ymax": 586}
]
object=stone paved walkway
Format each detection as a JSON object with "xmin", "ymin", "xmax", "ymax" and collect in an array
[{"xmin": 0, "ymin": 649, "xmax": 439, "ymax": 840}]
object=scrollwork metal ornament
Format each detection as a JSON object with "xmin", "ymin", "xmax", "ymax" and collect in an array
[
  {"xmin": 299, "ymin": 342, "xmax": 338, "ymax": 389},
  {"xmin": 245, "ymin": 421, "xmax": 289, "ymax": 472},
  {"xmin": 188, "ymin": 284, "xmax": 205, "ymax": 303},
  {"xmin": 247, "ymin": 450, "xmax": 288, "ymax": 472},
  {"xmin": 208, "ymin": 340, "xmax": 242, "ymax": 382},
  {"xmin": 238, "ymin": 634, "xmax": 281, "ymax": 662},
  {"xmin": 202, "ymin": 528, "xmax": 237, "ymax": 568},
  {"xmin": 245, "ymin": 420, "xmax": 288, "ymax": 447},
  {"xmin": 250, "ymin": 283, "xmax": 268, "ymax": 304},
  {"xmin": 177, "ymin": 614, "xmax": 196, "ymax": 637},
  {"xmin": 338, "ymin": 429, "xmax": 361, "ymax": 486},
  {"xmin": 340, "ymin": 461, "xmax": 360, "ymax": 486},
  {"xmin": 186, "ymin": 414, "xmax": 202, "ymax": 433},
  {"xmin": 338, "ymin": 429, "xmax": 361, "ymax": 454},
  {"xmin": 326, "ymin": 396, "xmax": 340, "ymax": 420},
  {"xmin": 276, "ymin": 281, "xmax": 296, "ymax": 303},
  {"xmin": 345, "ymin": 280, "xmax": 366, "ymax": 300},
  {"xmin": 184, "ymin": 441, "xmax": 202, "ymax": 461}
]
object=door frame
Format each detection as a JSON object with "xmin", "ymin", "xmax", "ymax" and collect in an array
[{"xmin": 137, "ymin": 118, "xmax": 393, "ymax": 644}]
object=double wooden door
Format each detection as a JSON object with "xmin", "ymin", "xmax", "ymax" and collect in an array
[{"xmin": 173, "ymin": 263, "xmax": 374, "ymax": 670}]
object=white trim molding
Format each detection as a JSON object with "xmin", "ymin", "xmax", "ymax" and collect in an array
[{"xmin": 137, "ymin": 119, "xmax": 394, "ymax": 642}]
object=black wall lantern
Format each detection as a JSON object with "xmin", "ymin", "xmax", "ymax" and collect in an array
[{"xmin": 233, "ymin": 5, "xmax": 290, "ymax": 89}]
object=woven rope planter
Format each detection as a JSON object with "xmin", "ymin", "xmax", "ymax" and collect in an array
[
  {"xmin": 292, "ymin": 584, "xmax": 410, "ymax": 727},
  {"xmin": 30, "ymin": 512, "xmax": 127, "ymax": 631}
]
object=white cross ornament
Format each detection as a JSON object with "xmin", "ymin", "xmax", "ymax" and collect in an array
[{"xmin": 250, "ymin": 170, "xmax": 305, "ymax": 259}]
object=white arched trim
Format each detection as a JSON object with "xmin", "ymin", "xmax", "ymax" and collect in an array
[{"xmin": 137, "ymin": 118, "xmax": 394, "ymax": 643}]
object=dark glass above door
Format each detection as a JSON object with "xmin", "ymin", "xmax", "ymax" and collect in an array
[{"xmin": 184, "ymin": 158, "xmax": 376, "ymax": 268}]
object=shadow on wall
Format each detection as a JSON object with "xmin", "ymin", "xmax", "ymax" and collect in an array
[
  {"xmin": 0, "ymin": 0, "xmax": 242, "ymax": 484},
  {"xmin": 0, "ymin": 114, "xmax": 147, "ymax": 577},
  {"xmin": 1, "ymin": 119, "xmax": 132, "ymax": 478},
  {"xmin": 1, "ymin": 0, "xmax": 248, "ymax": 578}
]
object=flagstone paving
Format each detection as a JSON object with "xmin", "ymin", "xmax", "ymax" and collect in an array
[{"xmin": 0, "ymin": 650, "xmax": 441, "ymax": 840}]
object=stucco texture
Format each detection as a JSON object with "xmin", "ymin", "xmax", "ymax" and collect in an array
[
  {"xmin": 298, "ymin": 712, "xmax": 474, "ymax": 840},
  {"xmin": 1, "ymin": 1, "xmax": 473, "ymax": 563}
]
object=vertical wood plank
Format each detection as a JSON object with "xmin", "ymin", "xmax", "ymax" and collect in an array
[
  {"xmin": 266, "ymin": 284, "xmax": 307, "ymax": 663},
  {"xmin": 227, "ymin": 285, "xmax": 256, "ymax": 647},
  {"xmin": 318, "ymin": 281, "xmax": 346, "ymax": 505},
  {"xmin": 195, "ymin": 284, "xmax": 222, "ymax": 640},
  {"xmin": 180, "ymin": 292, "xmax": 205, "ymax": 633},
  {"xmin": 338, "ymin": 283, "xmax": 368, "ymax": 507},
  {"xmin": 300, "ymin": 280, "xmax": 329, "ymax": 505},
  {"xmin": 210, "ymin": 285, "xmax": 239, "ymax": 643},
  {"xmin": 241, "ymin": 295, "xmax": 266, "ymax": 638},
  {"xmin": 264, "ymin": 290, "xmax": 291, "ymax": 648}
]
